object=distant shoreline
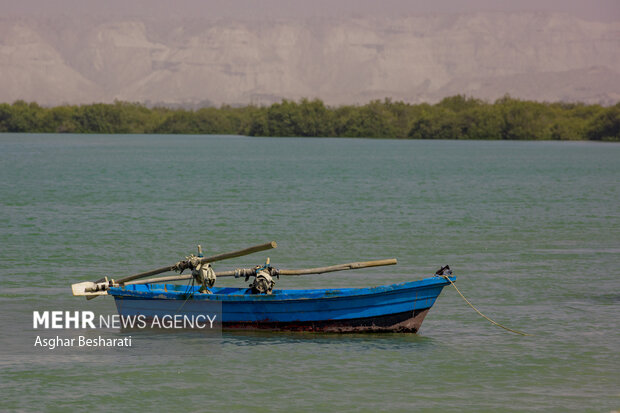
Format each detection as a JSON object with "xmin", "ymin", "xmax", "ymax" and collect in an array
[{"xmin": 1, "ymin": 96, "xmax": 618, "ymax": 141}]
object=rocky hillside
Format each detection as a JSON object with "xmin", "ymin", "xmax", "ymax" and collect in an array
[{"xmin": 1, "ymin": 12, "xmax": 619, "ymax": 106}]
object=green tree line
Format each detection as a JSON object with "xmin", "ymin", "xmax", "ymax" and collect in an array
[{"xmin": 0, "ymin": 96, "xmax": 618, "ymax": 140}]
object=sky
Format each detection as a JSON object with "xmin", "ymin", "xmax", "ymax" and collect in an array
[{"xmin": 2, "ymin": 0, "xmax": 620, "ymax": 22}]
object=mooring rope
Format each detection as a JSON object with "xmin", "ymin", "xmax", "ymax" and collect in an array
[{"xmin": 440, "ymin": 275, "xmax": 531, "ymax": 336}]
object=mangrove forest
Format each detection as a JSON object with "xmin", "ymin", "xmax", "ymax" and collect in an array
[{"xmin": 0, "ymin": 96, "xmax": 618, "ymax": 141}]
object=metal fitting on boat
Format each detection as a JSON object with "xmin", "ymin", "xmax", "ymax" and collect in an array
[
  {"xmin": 250, "ymin": 269, "xmax": 275, "ymax": 294},
  {"xmin": 193, "ymin": 262, "xmax": 216, "ymax": 293}
]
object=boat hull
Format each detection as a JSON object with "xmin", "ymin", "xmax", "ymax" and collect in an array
[
  {"xmin": 221, "ymin": 308, "xmax": 431, "ymax": 333},
  {"xmin": 108, "ymin": 276, "xmax": 453, "ymax": 333}
]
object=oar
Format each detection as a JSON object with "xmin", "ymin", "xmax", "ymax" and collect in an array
[
  {"xmin": 126, "ymin": 258, "xmax": 398, "ymax": 285},
  {"xmin": 115, "ymin": 241, "xmax": 277, "ymax": 285},
  {"xmin": 72, "ymin": 241, "xmax": 277, "ymax": 297},
  {"xmin": 276, "ymin": 258, "xmax": 397, "ymax": 276}
]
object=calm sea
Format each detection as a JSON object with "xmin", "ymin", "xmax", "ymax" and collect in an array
[{"xmin": 1, "ymin": 134, "xmax": 618, "ymax": 412}]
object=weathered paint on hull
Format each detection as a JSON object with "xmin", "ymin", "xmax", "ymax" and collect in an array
[
  {"xmin": 109, "ymin": 276, "xmax": 453, "ymax": 333},
  {"xmin": 222, "ymin": 309, "xmax": 430, "ymax": 333}
]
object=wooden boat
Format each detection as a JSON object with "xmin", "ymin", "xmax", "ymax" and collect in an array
[
  {"xmin": 72, "ymin": 241, "xmax": 454, "ymax": 333},
  {"xmin": 108, "ymin": 276, "xmax": 453, "ymax": 333}
]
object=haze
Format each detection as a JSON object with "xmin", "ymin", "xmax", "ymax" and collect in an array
[
  {"xmin": 2, "ymin": 0, "xmax": 620, "ymax": 21},
  {"xmin": 1, "ymin": 0, "xmax": 619, "ymax": 106}
]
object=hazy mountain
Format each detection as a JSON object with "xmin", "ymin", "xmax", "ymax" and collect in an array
[{"xmin": 1, "ymin": 12, "xmax": 618, "ymax": 106}]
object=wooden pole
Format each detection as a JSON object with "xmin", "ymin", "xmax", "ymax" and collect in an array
[
  {"xmin": 95, "ymin": 241, "xmax": 277, "ymax": 284},
  {"xmin": 276, "ymin": 258, "xmax": 398, "ymax": 276},
  {"xmin": 125, "ymin": 258, "xmax": 398, "ymax": 285}
]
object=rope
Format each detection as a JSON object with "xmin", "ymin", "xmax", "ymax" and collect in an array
[
  {"xmin": 174, "ymin": 278, "xmax": 196, "ymax": 315},
  {"xmin": 440, "ymin": 275, "xmax": 531, "ymax": 336}
]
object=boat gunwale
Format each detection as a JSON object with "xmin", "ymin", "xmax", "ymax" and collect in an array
[{"xmin": 108, "ymin": 276, "xmax": 455, "ymax": 302}]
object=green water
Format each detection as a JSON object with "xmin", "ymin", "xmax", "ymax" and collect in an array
[{"xmin": 1, "ymin": 134, "xmax": 619, "ymax": 412}]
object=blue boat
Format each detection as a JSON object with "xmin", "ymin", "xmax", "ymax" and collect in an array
[
  {"xmin": 71, "ymin": 242, "xmax": 456, "ymax": 333},
  {"xmin": 108, "ymin": 275, "xmax": 454, "ymax": 333}
]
